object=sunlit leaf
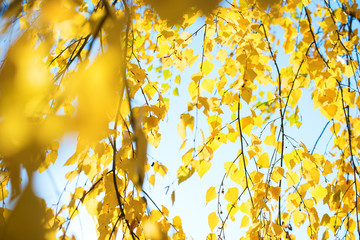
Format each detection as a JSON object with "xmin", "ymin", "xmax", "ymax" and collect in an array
[
  {"xmin": 240, "ymin": 215, "xmax": 249, "ymax": 228},
  {"xmin": 201, "ymin": 60, "xmax": 214, "ymax": 76},
  {"xmin": 286, "ymin": 170, "xmax": 300, "ymax": 188},
  {"xmin": 257, "ymin": 152, "xmax": 269, "ymax": 169},
  {"xmin": 206, "ymin": 187, "xmax": 216, "ymax": 205},
  {"xmin": 310, "ymin": 185, "xmax": 328, "ymax": 203},
  {"xmin": 208, "ymin": 212, "xmax": 219, "ymax": 232},
  {"xmin": 225, "ymin": 187, "xmax": 238, "ymax": 203},
  {"xmin": 271, "ymin": 167, "xmax": 284, "ymax": 183},
  {"xmin": 206, "ymin": 233, "xmax": 217, "ymax": 240}
]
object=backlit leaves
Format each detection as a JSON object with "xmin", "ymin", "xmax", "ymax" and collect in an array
[{"xmin": 1, "ymin": 0, "xmax": 360, "ymax": 239}]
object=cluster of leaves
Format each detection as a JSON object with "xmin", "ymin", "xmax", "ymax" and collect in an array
[{"xmin": 0, "ymin": 0, "xmax": 360, "ymax": 239}]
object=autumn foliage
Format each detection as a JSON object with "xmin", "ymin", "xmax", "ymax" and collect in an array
[{"xmin": 1, "ymin": 0, "xmax": 360, "ymax": 239}]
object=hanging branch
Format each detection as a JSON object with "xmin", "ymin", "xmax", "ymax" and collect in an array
[
  {"xmin": 261, "ymin": 23, "xmax": 285, "ymax": 227},
  {"xmin": 337, "ymin": 79, "xmax": 360, "ymax": 239}
]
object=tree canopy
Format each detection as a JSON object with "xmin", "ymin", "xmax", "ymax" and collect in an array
[{"xmin": 1, "ymin": 0, "xmax": 360, "ymax": 239}]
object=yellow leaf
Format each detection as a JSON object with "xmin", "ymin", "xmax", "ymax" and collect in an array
[
  {"xmin": 269, "ymin": 186, "xmax": 280, "ymax": 199},
  {"xmin": 206, "ymin": 233, "xmax": 217, "ymax": 240},
  {"xmin": 344, "ymin": 64, "xmax": 354, "ymax": 78},
  {"xmin": 175, "ymin": 75, "xmax": 181, "ymax": 84},
  {"xmin": 177, "ymin": 166, "xmax": 194, "ymax": 184},
  {"xmin": 0, "ymin": 188, "xmax": 9, "ymax": 201},
  {"xmin": 182, "ymin": 148, "xmax": 194, "ymax": 165},
  {"xmin": 250, "ymin": 134, "xmax": 261, "ymax": 145},
  {"xmin": 173, "ymin": 88, "xmax": 179, "ymax": 96},
  {"xmin": 173, "ymin": 216, "xmax": 182, "ymax": 230},
  {"xmin": 196, "ymin": 160, "xmax": 211, "ymax": 178},
  {"xmin": 208, "ymin": 212, "xmax": 219, "ymax": 232},
  {"xmin": 271, "ymin": 166, "xmax": 284, "ymax": 183},
  {"xmin": 65, "ymin": 170, "xmax": 78, "ymax": 182},
  {"xmin": 133, "ymin": 118, "xmax": 147, "ymax": 189},
  {"xmin": 320, "ymin": 213, "xmax": 330, "ymax": 227},
  {"xmin": 206, "ymin": 187, "xmax": 217, "ymax": 205},
  {"xmin": 225, "ymin": 187, "xmax": 238, "ymax": 203},
  {"xmin": 226, "ymin": 203, "xmax": 239, "ymax": 221},
  {"xmin": 161, "ymin": 83, "xmax": 170, "ymax": 92},
  {"xmin": 324, "ymin": 104, "xmax": 337, "ymax": 118},
  {"xmin": 148, "ymin": 174, "xmax": 155, "ymax": 186},
  {"xmin": 240, "ymin": 87, "xmax": 252, "ymax": 104},
  {"xmin": 191, "ymin": 72, "xmax": 204, "ymax": 82},
  {"xmin": 177, "ymin": 114, "xmax": 194, "ymax": 140},
  {"xmin": 240, "ymin": 215, "xmax": 249, "ymax": 228},
  {"xmin": 163, "ymin": 69, "xmax": 171, "ymax": 80},
  {"xmin": 216, "ymin": 49, "xmax": 227, "ymax": 62},
  {"xmin": 19, "ymin": 16, "xmax": 30, "ymax": 30},
  {"xmin": 147, "ymin": 131, "xmax": 161, "ymax": 148},
  {"xmin": 144, "ymin": 220, "xmax": 165, "ymax": 240},
  {"xmin": 201, "ymin": 60, "xmax": 214, "ymax": 76},
  {"xmin": 201, "ymin": 78, "xmax": 216, "ymax": 93},
  {"xmin": 171, "ymin": 191, "xmax": 175, "ymax": 205},
  {"xmin": 176, "ymin": 123, "xmax": 186, "ymax": 141},
  {"xmin": 85, "ymin": 198, "xmax": 100, "ymax": 218},
  {"xmin": 239, "ymin": 202, "xmax": 250, "ymax": 215},
  {"xmin": 247, "ymin": 144, "xmax": 259, "ymax": 159},
  {"xmin": 4, "ymin": 186, "xmax": 47, "ymax": 239},
  {"xmin": 257, "ymin": 152, "xmax": 269, "ymax": 168},
  {"xmin": 224, "ymin": 161, "xmax": 237, "ymax": 176},
  {"xmin": 161, "ymin": 29, "xmax": 174, "ymax": 39},
  {"xmin": 310, "ymin": 185, "xmax": 327, "ymax": 203},
  {"xmin": 240, "ymin": 116, "xmax": 254, "ymax": 136},
  {"xmin": 157, "ymin": 164, "xmax": 167, "ymax": 177},
  {"xmin": 180, "ymin": 140, "xmax": 187, "ymax": 150},
  {"xmin": 264, "ymin": 134, "xmax": 276, "ymax": 146},
  {"xmin": 286, "ymin": 170, "xmax": 299, "ymax": 188},
  {"xmin": 176, "ymin": 113, "xmax": 194, "ymax": 140},
  {"xmin": 230, "ymin": 169, "xmax": 245, "ymax": 187},
  {"xmin": 271, "ymin": 223, "xmax": 283, "ymax": 236},
  {"xmin": 284, "ymin": 150, "xmax": 302, "ymax": 170},
  {"xmin": 293, "ymin": 210, "xmax": 306, "ymax": 227}
]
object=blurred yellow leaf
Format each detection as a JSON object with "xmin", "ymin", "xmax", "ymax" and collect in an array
[
  {"xmin": 173, "ymin": 88, "xmax": 179, "ymax": 96},
  {"xmin": 149, "ymin": 174, "xmax": 155, "ymax": 186},
  {"xmin": 171, "ymin": 191, "xmax": 175, "ymax": 205},
  {"xmin": 177, "ymin": 113, "xmax": 194, "ymax": 140},
  {"xmin": 173, "ymin": 216, "xmax": 183, "ymax": 230},
  {"xmin": 3, "ymin": 185, "xmax": 47, "ymax": 239}
]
